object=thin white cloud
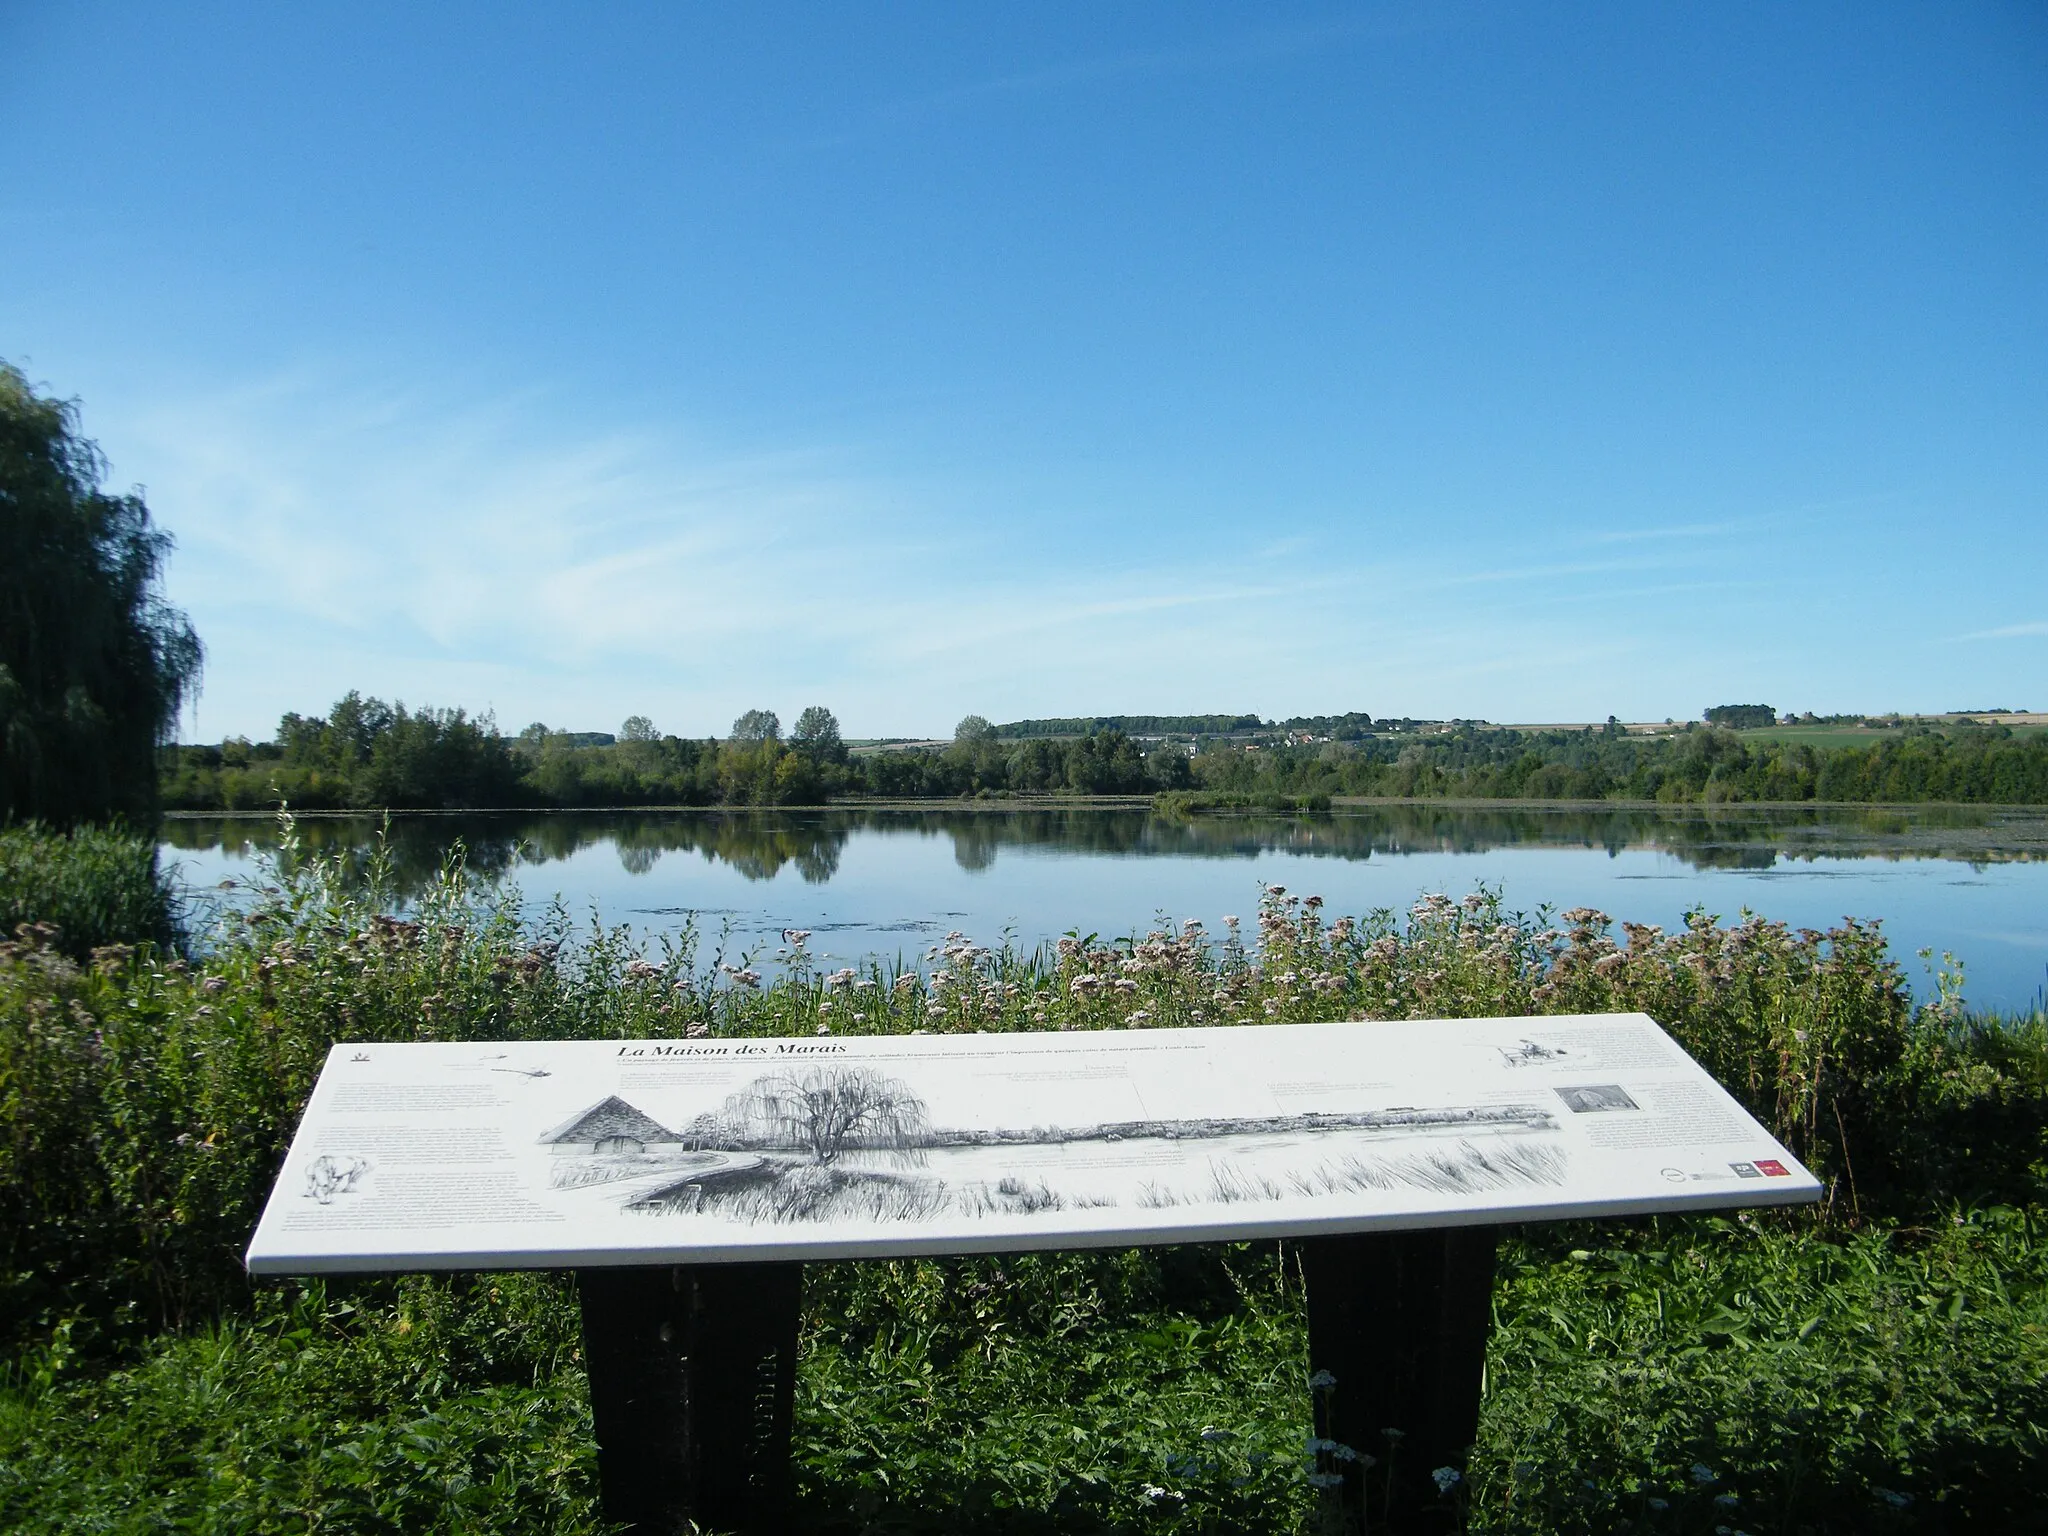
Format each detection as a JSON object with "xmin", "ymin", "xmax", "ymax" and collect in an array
[
  {"xmin": 1957, "ymin": 621, "xmax": 2048, "ymax": 641},
  {"xmin": 787, "ymin": 6, "xmax": 1476, "ymax": 150},
  {"xmin": 1580, "ymin": 520, "xmax": 1745, "ymax": 546},
  {"xmin": 86, "ymin": 363, "xmax": 1935, "ymax": 738}
]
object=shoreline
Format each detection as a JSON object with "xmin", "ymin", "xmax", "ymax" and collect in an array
[{"xmin": 162, "ymin": 795, "xmax": 2048, "ymax": 818}]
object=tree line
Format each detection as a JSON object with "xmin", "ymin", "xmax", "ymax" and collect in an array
[
  {"xmin": 158, "ymin": 701, "xmax": 2048, "ymax": 811},
  {"xmin": 158, "ymin": 700, "xmax": 1201, "ymax": 810},
  {"xmin": 1184, "ymin": 719, "xmax": 2048, "ymax": 806}
]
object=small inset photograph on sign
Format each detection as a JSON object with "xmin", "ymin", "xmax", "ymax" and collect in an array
[
  {"xmin": 1556, "ymin": 1084, "xmax": 1639, "ymax": 1114},
  {"xmin": 1753, "ymin": 1159, "xmax": 1791, "ymax": 1177},
  {"xmin": 1730, "ymin": 1161, "xmax": 1762, "ymax": 1178}
]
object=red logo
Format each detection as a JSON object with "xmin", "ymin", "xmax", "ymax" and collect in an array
[{"xmin": 1754, "ymin": 1159, "xmax": 1790, "ymax": 1177}]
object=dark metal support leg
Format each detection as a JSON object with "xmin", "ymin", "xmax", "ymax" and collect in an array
[
  {"xmin": 1301, "ymin": 1226, "xmax": 1498, "ymax": 1534},
  {"xmin": 577, "ymin": 1262, "xmax": 804, "ymax": 1536}
]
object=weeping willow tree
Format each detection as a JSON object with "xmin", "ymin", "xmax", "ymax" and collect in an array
[{"xmin": 0, "ymin": 362, "xmax": 202, "ymax": 827}]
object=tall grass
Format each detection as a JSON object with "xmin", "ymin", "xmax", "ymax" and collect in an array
[
  {"xmin": 0, "ymin": 820, "xmax": 180, "ymax": 957},
  {"xmin": 2, "ymin": 821, "xmax": 2045, "ymax": 1531}
]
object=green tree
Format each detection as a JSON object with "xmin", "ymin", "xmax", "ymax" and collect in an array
[
  {"xmin": 731, "ymin": 709, "xmax": 781, "ymax": 742},
  {"xmin": 618, "ymin": 715, "xmax": 657, "ymax": 742},
  {"xmin": 954, "ymin": 714, "xmax": 994, "ymax": 744},
  {"xmin": 1705, "ymin": 704, "xmax": 1777, "ymax": 729},
  {"xmin": 0, "ymin": 363, "xmax": 202, "ymax": 826},
  {"xmin": 791, "ymin": 705, "xmax": 846, "ymax": 763}
]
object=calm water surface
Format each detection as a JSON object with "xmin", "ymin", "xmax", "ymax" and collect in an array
[{"xmin": 161, "ymin": 805, "xmax": 2048, "ymax": 1012}]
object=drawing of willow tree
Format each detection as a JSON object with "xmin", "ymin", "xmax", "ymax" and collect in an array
[{"xmin": 723, "ymin": 1067, "xmax": 931, "ymax": 1164}]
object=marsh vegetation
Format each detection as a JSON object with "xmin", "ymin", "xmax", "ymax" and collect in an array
[{"xmin": 3, "ymin": 823, "xmax": 2046, "ymax": 1530}]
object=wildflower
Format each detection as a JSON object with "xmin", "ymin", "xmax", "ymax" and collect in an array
[
  {"xmin": 1690, "ymin": 1463, "xmax": 1718, "ymax": 1485},
  {"xmin": 1432, "ymin": 1466, "xmax": 1462, "ymax": 1493},
  {"xmin": 1198, "ymin": 1426, "xmax": 1230, "ymax": 1442},
  {"xmin": 1874, "ymin": 1488, "xmax": 1912, "ymax": 1509},
  {"xmin": 1647, "ymin": 1497, "xmax": 1670, "ymax": 1511},
  {"xmin": 1380, "ymin": 1427, "xmax": 1405, "ymax": 1443},
  {"xmin": 1715, "ymin": 1492, "xmax": 1740, "ymax": 1509},
  {"xmin": 1307, "ymin": 1369, "xmax": 1337, "ymax": 1389},
  {"xmin": 1306, "ymin": 1472, "xmax": 1345, "ymax": 1490}
]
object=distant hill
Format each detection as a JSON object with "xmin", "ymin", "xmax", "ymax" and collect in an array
[
  {"xmin": 992, "ymin": 714, "xmax": 1265, "ymax": 738},
  {"xmin": 992, "ymin": 711, "xmax": 1389, "ymax": 742}
]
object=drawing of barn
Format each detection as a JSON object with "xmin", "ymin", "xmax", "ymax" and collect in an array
[{"xmin": 540, "ymin": 1095, "xmax": 683, "ymax": 1155}]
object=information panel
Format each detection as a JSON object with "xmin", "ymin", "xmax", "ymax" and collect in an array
[{"xmin": 247, "ymin": 1013, "xmax": 1820, "ymax": 1273}]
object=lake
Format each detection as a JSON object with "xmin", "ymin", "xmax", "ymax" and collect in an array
[{"xmin": 160, "ymin": 803, "xmax": 2048, "ymax": 1013}]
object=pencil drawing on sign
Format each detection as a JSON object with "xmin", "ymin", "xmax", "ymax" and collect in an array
[
  {"xmin": 304, "ymin": 1154, "xmax": 370, "ymax": 1204},
  {"xmin": 1499, "ymin": 1038, "xmax": 1569, "ymax": 1068},
  {"xmin": 538, "ymin": 1065, "xmax": 1571, "ymax": 1226},
  {"xmin": 1557, "ymin": 1084, "xmax": 1640, "ymax": 1114}
]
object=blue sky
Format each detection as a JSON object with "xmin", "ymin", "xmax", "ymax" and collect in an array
[{"xmin": 3, "ymin": 3, "xmax": 2043, "ymax": 741}]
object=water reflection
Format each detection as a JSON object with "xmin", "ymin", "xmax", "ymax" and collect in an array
[{"xmin": 160, "ymin": 802, "xmax": 2048, "ymax": 902}]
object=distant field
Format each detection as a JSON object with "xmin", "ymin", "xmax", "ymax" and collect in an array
[
  {"xmin": 1734, "ymin": 719, "xmax": 2048, "ymax": 748},
  {"xmin": 1731, "ymin": 725, "xmax": 1924, "ymax": 748}
]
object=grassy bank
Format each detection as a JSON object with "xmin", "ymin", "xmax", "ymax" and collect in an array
[{"xmin": 3, "ymin": 823, "xmax": 2045, "ymax": 1532}]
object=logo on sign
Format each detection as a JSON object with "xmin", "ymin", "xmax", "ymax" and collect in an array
[
  {"xmin": 1753, "ymin": 1159, "xmax": 1791, "ymax": 1177},
  {"xmin": 1730, "ymin": 1162, "xmax": 1761, "ymax": 1178}
]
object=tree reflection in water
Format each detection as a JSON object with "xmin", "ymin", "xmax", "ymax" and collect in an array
[{"xmin": 158, "ymin": 802, "xmax": 2048, "ymax": 907}]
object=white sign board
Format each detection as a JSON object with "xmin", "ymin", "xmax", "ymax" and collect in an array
[{"xmin": 247, "ymin": 1013, "xmax": 1819, "ymax": 1274}]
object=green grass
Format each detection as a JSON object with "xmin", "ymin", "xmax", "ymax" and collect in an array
[
  {"xmin": 4, "ymin": 823, "xmax": 2046, "ymax": 1532},
  {"xmin": 4, "ymin": 1218, "xmax": 2042, "ymax": 1533}
]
